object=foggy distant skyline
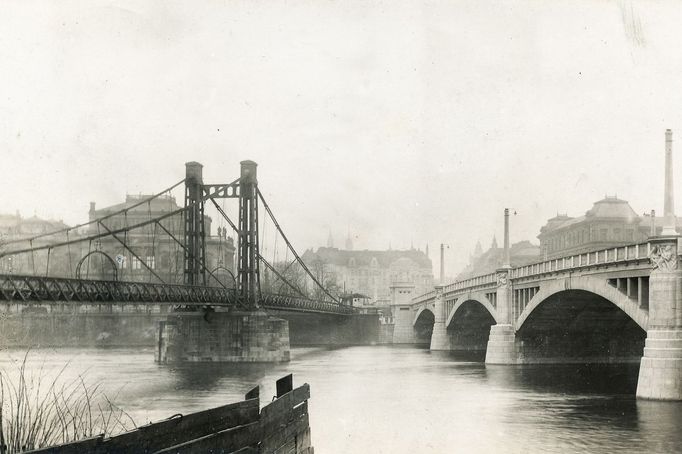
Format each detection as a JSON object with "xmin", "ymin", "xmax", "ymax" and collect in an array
[{"xmin": 2, "ymin": 1, "xmax": 682, "ymax": 276}]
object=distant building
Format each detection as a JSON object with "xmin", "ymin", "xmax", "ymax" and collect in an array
[
  {"xmin": 340, "ymin": 292, "xmax": 371, "ymax": 307},
  {"xmin": 0, "ymin": 212, "xmax": 74, "ymax": 275},
  {"xmin": 301, "ymin": 242, "xmax": 434, "ymax": 303},
  {"xmin": 0, "ymin": 212, "xmax": 70, "ymax": 238},
  {"xmin": 537, "ymin": 196, "xmax": 682, "ymax": 260},
  {"xmin": 87, "ymin": 194, "xmax": 235, "ymax": 285},
  {"xmin": 456, "ymin": 238, "xmax": 541, "ymax": 280}
]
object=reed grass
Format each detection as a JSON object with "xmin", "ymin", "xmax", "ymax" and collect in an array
[{"xmin": 0, "ymin": 351, "xmax": 135, "ymax": 453}]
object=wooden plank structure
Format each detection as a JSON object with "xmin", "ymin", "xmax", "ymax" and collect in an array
[{"xmin": 26, "ymin": 375, "xmax": 313, "ymax": 454}]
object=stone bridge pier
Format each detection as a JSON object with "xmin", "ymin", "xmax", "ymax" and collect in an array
[
  {"xmin": 483, "ymin": 267, "xmax": 515, "ymax": 364},
  {"xmin": 430, "ymin": 285, "xmax": 449, "ymax": 350},
  {"xmin": 636, "ymin": 237, "xmax": 682, "ymax": 400}
]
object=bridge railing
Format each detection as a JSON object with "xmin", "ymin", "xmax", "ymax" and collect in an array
[
  {"xmin": 510, "ymin": 242, "xmax": 651, "ymax": 280},
  {"xmin": 444, "ymin": 271, "xmax": 497, "ymax": 293},
  {"xmin": 261, "ymin": 293, "xmax": 358, "ymax": 315},
  {"xmin": 0, "ymin": 274, "xmax": 358, "ymax": 315},
  {"xmin": 412, "ymin": 290, "xmax": 437, "ymax": 305},
  {"xmin": 410, "ymin": 241, "xmax": 657, "ymax": 305},
  {"xmin": 0, "ymin": 274, "xmax": 238, "ymax": 305},
  {"xmin": 410, "ymin": 271, "xmax": 498, "ymax": 306}
]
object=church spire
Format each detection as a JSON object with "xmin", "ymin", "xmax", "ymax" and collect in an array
[
  {"xmin": 345, "ymin": 225, "xmax": 353, "ymax": 250},
  {"xmin": 491, "ymin": 235, "xmax": 498, "ymax": 249},
  {"xmin": 474, "ymin": 240, "xmax": 483, "ymax": 257}
]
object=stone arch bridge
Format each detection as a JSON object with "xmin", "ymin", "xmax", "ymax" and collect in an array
[{"xmin": 394, "ymin": 239, "xmax": 682, "ymax": 400}]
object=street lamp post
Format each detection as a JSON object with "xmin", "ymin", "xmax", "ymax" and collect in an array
[
  {"xmin": 503, "ymin": 208, "xmax": 517, "ymax": 268},
  {"xmin": 439, "ymin": 243, "xmax": 449, "ymax": 285}
]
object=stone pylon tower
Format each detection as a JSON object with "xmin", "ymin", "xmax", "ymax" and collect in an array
[
  {"xmin": 636, "ymin": 129, "xmax": 682, "ymax": 400},
  {"xmin": 486, "ymin": 208, "xmax": 515, "ymax": 364}
]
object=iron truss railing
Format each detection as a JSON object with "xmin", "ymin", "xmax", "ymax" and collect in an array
[
  {"xmin": 0, "ymin": 274, "xmax": 357, "ymax": 315},
  {"xmin": 260, "ymin": 293, "xmax": 357, "ymax": 315}
]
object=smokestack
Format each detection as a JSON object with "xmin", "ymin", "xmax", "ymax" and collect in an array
[
  {"xmin": 651, "ymin": 209, "xmax": 656, "ymax": 237},
  {"xmin": 662, "ymin": 129, "xmax": 677, "ymax": 236}
]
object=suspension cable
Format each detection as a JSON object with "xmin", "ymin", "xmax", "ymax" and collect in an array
[
  {"xmin": 30, "ymin": 240, "xmax": 36, "ymax": 275},
  {"xmin": 98, "ymin": 220, "xmax": 165, "ymax": 283},
  {"xmin": 0, "ymin": 205, "xmax": 190, "ymax": 259},
  {"xmin": 3, "ymin": 179, "xmax": 186, "ymax": 246},
  {"xmin": 97, "ymin": 222, "xmax": 104, "ymax": 278},
  {"xmin": 257, "ymin": 189, "xmax": 340, "ymax": 303},
  {"xmin": 154, "ymin": 219, "xmax": 247, "ymax": 309},
  {"xmin": 66, "ymin": 230, "xmax": 73, "ymax": 278},
  {"xmin": 148, "ymin": 201, "xmax": 156, "ymax": 283},
  {"xmin": 258, "ymin": 254, "xmax": 307, "ymax": 298},
  {"xmin": 45, "ymin": 247, "xmax": 51, "ymax": 277},
  {"xmin": 85, "ymin": 239, "xmax": 92, "ymax": 279},
  {"xmin": 209, "ymin": 198, "xmax": 239, "ymax": 233},
  {"xmin": 268, "ymin": 256, "xmax": 299, "ymax": 289}
]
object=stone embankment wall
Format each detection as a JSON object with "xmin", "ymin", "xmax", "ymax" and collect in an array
[{"xmin": 0, "ymin": 312, "xmax": 163, "ymax": 347}]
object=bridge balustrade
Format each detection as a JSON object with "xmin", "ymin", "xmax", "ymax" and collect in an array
[
  {"xmin": 511, "ymin": 242, "xmax": 650, "ymax": 280},
  {"xmin": 444, "ymin": 272, "xmax": 497, "ymax": 293},
  {"xmin": 412, "ymin": 241, "xmax": 657, "ymax": 306},
  {"xmin": 412, "ymin": 290, "xmax": 437, "ymax": 305}
]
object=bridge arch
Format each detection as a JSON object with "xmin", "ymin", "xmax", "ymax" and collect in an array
[
  {"xmin": 444, "ymin": 292, "xmax": 498, "ymax": 354},
  {"xmin": 515, "ymin": 276, "xmax": 648, "ymax": 332},
  {"xmin": 413, "ymin": 306, "xmax": 435, "ymax": 327},
  {"xmin": 445, "ymin": 292, "xmax": 500, "ymax": 328},
  {"xmin": 412, "ymin": 306, "xmax": 435, "ymax": 345},
  {"xmin": 514, "ymin": 275, "xmax": 648, "ymax": 363}
]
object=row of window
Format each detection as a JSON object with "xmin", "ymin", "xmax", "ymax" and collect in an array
[
  {"xmin": 545, "ymin": 227, "xmax": 637, "ymax": 252},
  {"xmin": 119, "ymin": 256, "xmax": 156, "ymax": 270}
]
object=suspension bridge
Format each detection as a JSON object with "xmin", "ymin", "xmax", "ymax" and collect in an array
[{"xmin": 0, "ymin": 160, "xmax": 376, "ymax": 362}]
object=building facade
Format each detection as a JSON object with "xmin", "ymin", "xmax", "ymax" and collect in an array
[
  {"xmin": 301, "ymin": 245, "xmax": 434, "ymax": 303},
  {"xmin": 86, "ymin": 194, "xmax": 236, "ymax": 285},
  {"xmin": 0, "ymin": 212, "xmax": 75, "ymax": 276},
  {"xmin": 537, "ymin": 196, "xmax": 682, "ymax": 260}
]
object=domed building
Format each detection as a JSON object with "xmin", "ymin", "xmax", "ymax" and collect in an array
[{"xmin": 537, "ymin": 196, "xmax": 677, "ymax": 260}]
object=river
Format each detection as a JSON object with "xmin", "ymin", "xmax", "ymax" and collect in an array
[{"xmin": 1, "ymin": 346, "xmax": 681, "ymax": 453}]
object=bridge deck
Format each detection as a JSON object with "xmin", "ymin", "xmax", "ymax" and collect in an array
[
  {"xmin": 0, "ymin": 274, "xmax": 356, "ymax": 315},
  {"xmin": 415, "ymin": 241, "xmax": 657, "ymax": 306}
]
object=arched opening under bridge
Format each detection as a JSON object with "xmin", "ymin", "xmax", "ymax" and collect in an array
[
  {"xmin": 446, "ymin": 299, "xmax": 497, "ymax": 356},
  {"xmin": 516, "ymin": 289, "xmax": 646, "ymax": 364},
  {"xmin": 413, "ymin": 308, "xmax": 435, "ymax": 346}
]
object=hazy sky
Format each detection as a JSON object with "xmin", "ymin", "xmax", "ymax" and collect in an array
[{"xmin": 2, "ymin": 0, "xmax": 682, "ymax": 275}]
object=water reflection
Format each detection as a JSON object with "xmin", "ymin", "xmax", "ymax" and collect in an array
[{"xmin": 1, "ymin": 346, "xmax": 680, "ymax": 454}]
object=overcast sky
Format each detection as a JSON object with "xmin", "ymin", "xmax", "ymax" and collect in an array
[{"xmin": 2, "ymin": 0, "xmax": 682, "ymax": 275}]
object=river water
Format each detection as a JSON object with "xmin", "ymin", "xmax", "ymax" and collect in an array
[{"xmin": 1, "ymin": 346, "xmax": 681, "ymax": 454}]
